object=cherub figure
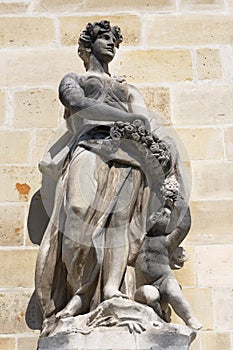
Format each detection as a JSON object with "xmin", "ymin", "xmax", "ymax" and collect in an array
[{"xmin": 135, "ymin": 201, "xmax": 203, "ymax": 330}]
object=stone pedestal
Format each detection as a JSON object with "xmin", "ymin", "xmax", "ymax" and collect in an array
[
  {"xmin": 38, "ymin": 326, "xmax": 196, "ymax": 350},
  {"xmin": 37, "ymin": 298, "xmax": 196, "ymax": 350}
]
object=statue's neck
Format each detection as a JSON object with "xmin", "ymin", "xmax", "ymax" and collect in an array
[{"xmin": 87, "ymin": 55, "xmax": 110, "ymax": 76}]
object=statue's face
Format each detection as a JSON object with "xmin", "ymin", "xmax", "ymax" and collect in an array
[{"xmin": 92, "ymin": 31, "xmax": 116, "ymax": 64}]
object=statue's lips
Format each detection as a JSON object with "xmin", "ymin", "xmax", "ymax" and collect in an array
[{"xmin": 106, "ymin": 47, "xmax": 114, "ymax": 53}]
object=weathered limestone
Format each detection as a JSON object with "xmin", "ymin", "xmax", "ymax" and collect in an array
[
  {"xmin": 120, "ymin": 50, "xmax": 193, "ymax": 83},
  {"xmin": 0, "ymin": 17, "xmax": 55, "ymax": 48},
  {"xmin": 14, "ymin": 89, "xmax": 59, "ymax": 129}
]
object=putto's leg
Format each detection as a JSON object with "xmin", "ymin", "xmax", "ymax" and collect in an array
[{"xmin": 160, "ymin": 277, "xmax": 203, "ymax": 330}]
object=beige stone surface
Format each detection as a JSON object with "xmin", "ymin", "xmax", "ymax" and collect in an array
[
  {"xmin": 0, "ymin": 338, "xmax": 15, "ymax": 350},
  {"xmin": 196, "ymin": 49, "xmax": 222, "ymax": 80},
  {"xmin": 174, "ymin": 246, "xmax": 196, "ymax": 286},
  {"xmin": 196, "ymin": 245, "xmax": 233, "ymax": 286},
  {"xmin": 228, "ymin": 0, "xmax": 233, "ymax": 10},
  {"xmin": 0, "ymin": 91, "xmax": 6, "ymax": 126},
  {"xmin": 60, "ymin": 15, "xmax": 141, "ymax": 47},
  {"xmin": 18, "ymin": 336, "xmax": 39, "ymax": 350},
  {"xmin": 14, "ymin": 89, "xmax": 59, "ymax": 128},
  {"xmin": 187, "ymin": 200, "xmax": 233, "ymax": 244},
  {"xmin": 179, "ymin": 0, "xmax": 224, "ymax": 10},
  {"xmin": 144, "ymin": 15, "xmax": 233, "ymax": 46},
  {"xmin": 120, "ymin": 50, "xmax": 192, "ymax": 83},
  {"xmin": 172, "ymin": 85, "xmax": 233, "ymax": 125},
  {"xmin": 0, "ymin": 166, "xmax": 40, "ymax": 202},
  {"xmin": 0, "ymin": 131, "xmax": 30, "ymax": 163},
  {"xmin": 0, "ymin": 2, "xmax": 28, "ymax": 14},
  {"xmin": 224, "ymin": 126, "xmax": 233, "ymax": 160},
  {"xmin": 31, "ymin": 129, "xmax": 56, "ymax": 165},
  {"xmin": 0, "ymin": 17, "xmax": 55, "ymax": 47},
  {"xmin": 0, "ymin": 292, "xmax": 33, "ymax": 333},
  {"xmin": 175, "ymin": 127, "xmax": 224, "ymax": 160},
  {"xmin": 36, "ymin": 0, "xmax": 174, "ymax": 12},
  {"xmin": 0, "ymin": 204, "xmax": 24, "ymax": 246},
  {"xmin": 201, "ymin": 331, "xmax": 231, "ymax": 350},
  {"xmin": 171, "ymin": 287, "xmax": 214, "ymax": 330},
  {"xmin": 0, "ymin": 48, "xmax": 84, "ymax": 88},
  {"xmin": 213, "ymin": 288, "xmax": 233, "ymax": 331},
  {"xmin": 0, "ymin": 249, "xmax": 37, "ymax": 287},
  {"xmin": 191, "ymin": 161, "xmax": 233, "ymax": 199},
  {"xmin": 138, "ymin": 87, "xmax": 171, "ymax": 125}
]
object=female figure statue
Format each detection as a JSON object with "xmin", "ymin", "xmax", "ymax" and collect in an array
[{"xmin": 35, "ymin": 20, "xmax": 199, "ymax": 337}]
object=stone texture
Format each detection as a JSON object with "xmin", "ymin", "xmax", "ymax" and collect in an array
[
  {"xmin": 38, "ymin": 326, "xmax": 195, "ymax": 350},
  {"xmin": 144, "ymin": 15, "xmax": 233, "ymax": 46},
  {"xmin": 0, "ymin": 292, "xmax": 34, "ymax": 333},
  {"xmin": 0, "ymin": 48, "xmax": 84, "ymax": 88},
  {"xmin": 138, "ymin": 87, "xmax": 171, "ymax": 125},
  {"xmin": 179, "ymin": 0, "xmax": 225, "ymax": 11},
  {"xmin": 224, "ymin": 126, "xmax": 233, "ymax": 160},
  {"xmin": 0, "ymin": 17, "xmax": 55, "ymax": 47},
  {"xmin": 17, "ymin": 336, "xmax": 39, "ymax": 350},
  {"xmin": 196, "ymin": 245, "xmax": 233, "ymax": 286},
  {"xmin": 0, "ymin": 338, "xmax": 15, "ymax": 350},
  {"xmin": 0, "ymin": 249, "xmax": 37, "ymax": 287},
  {"xmin": 187, "ymin": 200, "xmax": 233, "ymax": 244},
  {"xmin": 228, "ymin": 0, "xmax": 233, "ymax": 10},
  {"xmin": 31, "ymin": 129, "xmax": 56, "ymax": 165},
  {"xmin": 14, "ymin": 89, "xmax": 59, "ymax": 128},
  {"xmin": 0, "ymin": 2, "xmax": 28, "ymax": 14},
  {"xmin": 201, "ymin": 332, "xmax": 231, "ymax": 350},
  {"xmin": 171, "ymin": 288, "xmax": 214, "ymax": 330},
  {"xmin": 192, "ymin": 162, "xmax": 233, "ymax": 199},
  {"xmin": 196, "ymin": 49, "xmax": 222, "ymax": 80},
  {"xmin": 0, "ymin": 166, "xmax": 40, "ymax": 202},
  {"xmin": 175, "ymin": 127, "xmax": 224, "ymax": 160},
  {"xmin": 0, "ymin": 91, "xmax": 6, "ymax": 126},
  {"xmin": 36, "ymin": 0, "xmax": 174, "ymax": 12},
  {"xmin": 0, "ymin": 131, "xmax": 30, "ymax": 163},
  {"xmin": 120, "ymin": 50, "xmax": 192, "ymax": 83},
  {"xmin": 172, "ymin": 85, "xmax": 233, "ymax": 125},
  {"xmin": 0, "ymin": 204, "xmax": 24, "ymax": 246},
  {"xmin": 60, "ymin": 15, "xmax": 141, "ymax": 46},
  {"xmin": 213, "ymin": 288, "xmax": 233, "ymax": 330},
  {"xmin": 174, "ymin": 246, "xmax": 196, "ymax": 286}
]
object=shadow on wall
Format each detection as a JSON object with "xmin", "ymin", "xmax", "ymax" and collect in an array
[{"xmin": 26, "ymin": 190, "xmax": 49, "ymax": 330}]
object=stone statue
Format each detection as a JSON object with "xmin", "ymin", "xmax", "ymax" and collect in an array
[{"xmin": 32, "ymin": 20, "xmax": 202, "ymax": 349}]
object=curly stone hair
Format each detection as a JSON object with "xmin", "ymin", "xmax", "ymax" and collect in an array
[{"xmin": 78, "ymin": 20, "xmax": 123, "ymax": 69}]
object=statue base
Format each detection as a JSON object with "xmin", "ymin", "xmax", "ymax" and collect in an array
[
  {"xmin": 37, "ymin": 298, "xmax": 196, "ymax": 350},
  {"xmin": 38, "ymin": 326, "xmax": 195, "ymax": 350}
]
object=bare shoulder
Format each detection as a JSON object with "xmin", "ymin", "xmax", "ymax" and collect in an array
[{"xmin": 59, "ymin": 73, "xmax": 85, "ymax": 89}]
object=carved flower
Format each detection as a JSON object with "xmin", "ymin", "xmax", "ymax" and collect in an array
[
  {"xmin": 149, "ymin": 143, "xmax": 159, "ymax": 153},
  {"xmin": 110, "ymin": 129, "xmax": 122, "ymax": 140},
  {"xmin": 131, "ymin": 133, "xmax": 141, "ymax": 142},
  {"xmin": 133, "ymin": 119, "xmax": 144, "ymax": 127}
]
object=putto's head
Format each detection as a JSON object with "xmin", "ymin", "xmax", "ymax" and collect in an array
[{"xmin": 78, "ymin": 20, "xmax": 123, "ymax": 69}]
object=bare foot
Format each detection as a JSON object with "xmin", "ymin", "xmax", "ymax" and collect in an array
[
  {"xmin": 40, "ymin": 316, "xmax": 57, "ymax": 337},
  {"xmin": 56, "ymin": 295, "xmax": 83, "ymax": 319},
  {"xmin": 186, "ymin": 317, "xmax": 203, "ymax": 330},
  {"xmin": 118, "ymin": 320, "xmax": 146, "ymax": 334},
  {"xmin": 103, "ymin": 287, "xmax": 129, "ymax": 301}
]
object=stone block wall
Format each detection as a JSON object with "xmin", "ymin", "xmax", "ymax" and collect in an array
[{"xmin": 0, "ymin": 1, "xmax": 232, "ymax": 349}]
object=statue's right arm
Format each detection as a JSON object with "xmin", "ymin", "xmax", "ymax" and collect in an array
[{"xmin": 59, "ymin": 73, "xmax": 148, "ymax": 124}]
